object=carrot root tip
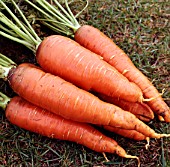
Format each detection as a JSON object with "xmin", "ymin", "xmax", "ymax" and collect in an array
[
  {"xmin": 155, "ymin": 133, "xmax": 170, "ymax": 139},
  {"xmin": 143, "ymin": 97, "xmax": 157, "ymax": 102},
  {"xmin": 122, "ymin": 69, "xmax": 129, "ymax": 75},
  {"xmin": 145, "ymin": 137, "xmax": 150, "ymax": 150},
  {"xmin": 158, "ymin": 115, "xmax": 165, "ymax": 122},
  {"xmin": 143, "ymin": 88, "xmax": 165, "ymax": 102},
  {"xmin": 102, "ymin": 152, "xmax": 109, "ymax": 162},
  {"xmin": 160, "ymin": 134, "xmax": 170, "ymax": 138},
  {"xmin": 124, "ymin": 154, "xmax": 140, "ymax": 167}
]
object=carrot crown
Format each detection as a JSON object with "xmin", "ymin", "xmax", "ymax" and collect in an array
[
  {"xmin": 0, "ymin": 53, "xmax": 16, "ymax": 81},
  {"xmin": 24, "ymin": 0, "xmax": 86, "ymax": 36},
  {"xmin": 0, "ymin": 0, "xmax": 42, "ymax": 53},
  {"xmin": 0, "ymin": 92, "xmax": 10, "ymax": 110}
]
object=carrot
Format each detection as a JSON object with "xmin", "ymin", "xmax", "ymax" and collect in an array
[
  {"xmin": 98, "ymin": 94, "xmax": 154, "ymax": 122},
  {"xmin": 26, "ymin": 0, "xmax": 170, "ymax": 122},
  {"xmin": 0, "ymin": 0, "xmax": 143, "ymax": 103},
  {"xmin": 36, "ymin": 35, "xmax": 143, "ymax": 103},
  {"xmin": 0, "ymin": 92, "xmax": 139, "ymax": 164},
  {"xmin": 0, "ymin": 57, "xmax": 169, "ymax": 139}
]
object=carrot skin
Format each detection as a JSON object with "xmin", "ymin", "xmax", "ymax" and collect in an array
[
  {"xmin": 36, "ymin": 35, "xmax": 143, "ymax": 103},
  {"xmin": 74, "ymin": 25, "xmax": 170, "ymax": 122},
  {"xmin": 6, "ymin": 96, "xmax": 128, "ymax": 155},
  {"xmin": 98, "ymin": 94, "xmax": 154, "ymax": 122},
  {"xmin": 102, "ymin": 126, "xmax": 146, "ymax": 141},
  {"xmin": 7, "ymin": 63, "xmax": 159, "ymax": 138}
]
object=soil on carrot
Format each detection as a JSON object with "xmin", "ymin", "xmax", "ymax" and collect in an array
[{"xmin": 0, "ymin": 0, "xmax": 169, "ymax": 167}]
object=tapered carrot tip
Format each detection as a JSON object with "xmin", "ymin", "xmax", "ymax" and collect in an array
[
  {"xmin": 154, "ymin": 133, "xmax": 170, "ymax": 139},
  {"xmin": 143, "ymin": 89, "xmax": 165, "ymax": 102},
  {"xmin": 160, "ymin": 134, "xmax": 170, "ymax": 138},
  {"xmin": 124, "ymin": 154, "xmax": 140, "ymax": 167},
  {"xmin": 143, "ymin": 97, "xmax": 158, "ymax": 102},
  {"xmin": 102, "ymin": 152, "xmax": 109, "ymax": 162},
  {"xmin": 158, "ymin": 115, "xmax": 165, "ymax": 122},
  {"xmin": 103, "ymin": 152, "xmax": 140, "ymax": 166},
  {"xmin": 145, "ymin": 137, "xmax": 150, "ymax": 150}
]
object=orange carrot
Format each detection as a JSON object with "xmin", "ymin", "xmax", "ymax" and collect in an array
[
  {"xmin": 74, "ymin": 25, "xmax": 170, "ymax": 122},
  {"xmin": 36, "ymin": 35, "xmax": 143, "ymax": 103},
  {"xmin": 1, "ymin": 62, "xmax": 169, "ymax": 139},
  {"xmin": 98, "ymin": 94, "xmax": 154, "ymax": 122},
  {"xmin": 0, "ymin": 93, "xmax": 139, "ymax": 163}
]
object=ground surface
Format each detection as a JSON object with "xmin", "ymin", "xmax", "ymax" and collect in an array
[{"xmin": 0, "ymin": 0, "xmax": 169, "ymax": 167}]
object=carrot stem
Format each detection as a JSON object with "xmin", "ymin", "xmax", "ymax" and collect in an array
[
  {"xmin": 0, "ymin": 54, "xmax": 16, "ymax": 81},
  {"xmin": 0, "ymin": 53, "xmax": 16, "ymax": 67},
  {"xmin": 0, "ymin": 0, "xmax": 41, "ymax": 53},
  {"xmin": 11, "ymin": 0, "xmax": 40, "ymax": 42},
  {"xmin": 53, "ymin": 0, "xmax": 75, "ymax": 22},
  {"xmin": 0, "ymin": 92, "xmax": 10, "ymax": 110},
  {"xmin": 64, "ymin": 0, "xmax": 80, "ymax": 27},
  {"xmin": 24, "ymin": 0, "xmax": 81, "ymax": 35},
  {"xmin": 0, "ymin": 65, "xmax": 13, "ymax": 81},
  {"xmin": 39, "ymin": 20, "xmax": 74, "ymax": 36},
  {"xmin": 74, "ymin": 0, "xmax": 89, "ymax": 18},
  {"xmin": 39, "ymin": 0, "xmax": 72, "ymax": 24}
]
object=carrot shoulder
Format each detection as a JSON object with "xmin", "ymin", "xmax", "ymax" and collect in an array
[
  {"xmin": 3, "ymin": 63, "xmax": 168, "ymax": 139},
  {"xmin": 74, "ymin": 25, "xmax": 170, "ymax": 122},
  {"xmin": 1, "ymin": 93, "xmax": 138, "ymax": 162},
  {"xmin": 36, "ymin": 35, "xmax": 143, "ymax": 103}
]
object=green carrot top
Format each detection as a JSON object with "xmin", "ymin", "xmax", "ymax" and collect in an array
[
  {"xmin": 0, "ymin": 92, "xmax": 10, "ymax": 110},
  {"xmin": 0, "ymin": 0, "xmax": 42, "ymax": 53}
]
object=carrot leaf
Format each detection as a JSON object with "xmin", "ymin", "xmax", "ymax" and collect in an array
[
  {"xmin": 0, "ymin": 53, "xmax": 17, "ymax": 81},
  {"xmin": 24, "ymin": 0, "xmax": 87, "ymax": 36},
  {"xmin": 0, "ymin": 92, "xmax": 11, "ymax": 110}
]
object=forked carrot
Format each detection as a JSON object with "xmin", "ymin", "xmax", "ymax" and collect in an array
[
  {"xmin": 0, "ymin": 92, "xmax": 140, "ymax": 165},
  {"xmin": 0, "ymin": 0, "xmax": 144, "ymax": 103},
  {"xmin": 26, "ymin": 0, "xmax": 170, "ymax": 122},
  {"xmin": 0, "ymin": 55, "xmax": 169, "ymax": 139},
  {"xmin": 98, "ymin": 94, "xmax": 154, "ymax": 122}
]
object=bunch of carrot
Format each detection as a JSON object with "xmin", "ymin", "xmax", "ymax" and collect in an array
[
  {"xmin": 24, "ymin": 0, "xmax": 170, "ymax": 122},
  {"xmin": 0, "ymin": 0, "xmax": 169, "ymax": 166}
]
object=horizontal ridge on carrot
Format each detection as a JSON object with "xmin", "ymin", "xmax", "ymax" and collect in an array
[
  {"xmin": 0, "ymin": 0, "xmax": 144, "ymax": 103},
  {"xmin": 26, "ymin": 0, "xmax": 170, "ymax": 122},
  {"xmin": 0, "ymin": 92, "xmax": 140, "ymax": 164}
]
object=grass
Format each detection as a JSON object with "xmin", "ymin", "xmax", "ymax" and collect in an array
[{"xmin": 0, "ymin": 0, "xmax": 170, "ymax": 166}]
